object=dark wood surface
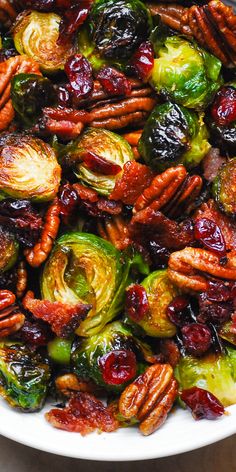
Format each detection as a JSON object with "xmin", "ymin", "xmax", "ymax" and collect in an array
[{"xmin": 0, "ymin": 434, "xmax": 235, "ymax": 471}]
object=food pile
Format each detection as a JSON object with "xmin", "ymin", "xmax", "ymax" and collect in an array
[{"xmin": 0, "ymin": 0, "xmax": 235, "ymax": 437}]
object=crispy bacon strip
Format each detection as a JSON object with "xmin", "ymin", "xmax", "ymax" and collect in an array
[{"xmin": 110, "ymin": 161, "xmax": 154, "ymax": 205}]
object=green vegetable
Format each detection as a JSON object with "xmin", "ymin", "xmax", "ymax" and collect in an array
[
  {"xmin": 11, "ymin": 73, "xmax": 57, "ymax": 125},
  {"xmin": 0, "ymin": 227, "xmax": 18, "ymax": 273},
  {"xmin": 47, "ymin": 337, "xmax": 73, "ymax": 365},
  {"xmin": 0, "ymin": 342, "xmax": 50, "ymax": 411},
  {"xmin": 139, "ymin": 102, "xmax": 210, "ymax": 171},
  {"xmin": 219, "ymin": 321, "xmax": 236, "ymax": 346},
  {"xmin": 0, "ymin": 134, "xmax": 61, "ymax": 202},
  {"xmin": 212, "ymin": 157, "xmax": 236, "ymax": 217},
  {"xmin": 175, "ymin": 347, "xmax": 236, "ymax": 407},
  {"xmin": 41, "ymin": 232, "xmax": 130, "ymax": 337},
  {"xmin": 149, "ymin": 35, "xmax": 222, "ymax": 110}
]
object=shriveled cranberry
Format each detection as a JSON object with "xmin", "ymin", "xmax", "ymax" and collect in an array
[
  {"xmin": 181, "ymin": 387, "xmax": 224, "ymax": 420},
  {"xmin": 57, "ymin": 85, "xmax": 72, "ymax": 108},
  {"xmin": 15, "ymin": 319, "xmax": 53, "ymax": 348},
  {"xmin": 181, "ymin": 323, "xmax": 212, "ymax": 356},
  {"xmin": 81, "ymin": 151, "xmax": 122, "ymax": 176},
  {"xmin": 58, "ymin": 1, "xmax": 91, "ymax": 43},
  {"xmin": 130, "ymin": 41, "xmax": 154, "ymax": 81},
  {"xmin": 97, "ymin": 66, "xmax": 131, "ymax": 96},
  {"xmin": 59, "ymin": 184, "xmax": 78, "ymax": 223},
  {"xmin": 147, "ymin": 240, "xmax": 170, "ymax": 269},
  {"xmin": 198, "ymin": 293, "xmax": 232, "ymax": 326},
  {"xmin": 99, "ymin": 350, "xmax": 137, "ymax": 385},
  {"xmin": 65, "ymin": 54, "xmax": 93, "ymax": 99},
  {"xmin": 167, "ymin": 296, "xmax": 192, "ymax": 327},
  {"xmin": 206, "ymin": 279, "xmax": 236, "ymax": 303},
  {"xmin": 125, "ymin": 284, "xmax": 149, "ymax": 322},
  {"xmin": 194, "ymin": 218, "xmax": 226, "ymax": 255},
  {"xmin": 211, "ymin": 86, "xmax": 236, "ymax": 126}
]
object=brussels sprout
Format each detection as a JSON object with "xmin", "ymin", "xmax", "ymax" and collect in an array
[
  {"xmin": 47, "ymin": 337, "xmax": 73, "ymax": 365},
  {"xmin": 0, "ymin": 134, "xmax": 61, "ymax": 202},
  {"xmin": 13, "ymin": 11, "xmax": 75, "ymax": 73},
  {"xmin": 0, "ymin": 227, "xmax": 18, "ymax": 273},
  {"xmin": 65, "ymin": 128, "xmax": 134, "ymax": 196},
  {"xmin": 149, "ymin": 35, "xmax": 222, "ymax": 110},
  {"xmin": 71, "ymin": 321, "xmax": 146, "ymax": 392},
  {"xmin": 41, "ymin": 232, "xmax": 130, "ymax": 337},
  {"xmin": 11, "ymin": 73, "xmax": 57, "ymax": 125},
  {"xmin": 139, "ymin": 103, "xmax": 210, "ymax": 171},
  {"xmin": 0, "ymin": 342, "xmax": 51, "ymax": 411},
  {"xmin": 212, "ymin": 158, "xmax": 236, "ymax": 217},
  {"xmin": 175, "ymin": 347, "xmax": 236, "ymax": 407},
  {"xmin": 219, "ymin": 321, "xmax": 236, "ymax": 347}
]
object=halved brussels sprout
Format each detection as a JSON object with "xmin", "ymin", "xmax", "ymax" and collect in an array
[
  {"xmin": 0, "ymin": 227, "xmax": 19, "ymax": 273},
  {"xmin": 149, "ymin": 35, "xmax": 222, "ymax": 110},
  {"xmin": 0, "ymin": 342, "xmax": 51, "ymax": 411},
  {"xmin": 47, "ymin": 337, "xmax": 73, "ymax": 365},
  {"xmin": 175, "ymin": 347, "xmax": 236, "ymax": 407},
  {"xmin": 41, "ymin": 232, "xmax": 130, "ymax": 337},
  {"xmin": 212, "ymin": 158, "xmax": 236, "ymax": 217},
  {"xmin": 0, "ymin": 134, "xmax": 61, "ymax": 202},
  {"xmin": 64, "ymin": 128, "xmax": 134, "ymax": 196},
  {"xmin": 13, "ymin": 11, "xmax": 75, "ymax": 72},
  {"xmin": 11, "ymin": 73, "xmax": 57, "ymax": 125},
  {"xmin": 139, "ymin": 103, "xmax": 210, "ymax": 171},
  {"xmin": 71, "ymin": 321, "xmax": 146, "ymax": 392}
]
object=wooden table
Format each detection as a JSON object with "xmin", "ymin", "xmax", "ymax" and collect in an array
[{"xmin": 0, "ymin": 434, "xmax": 235, "ymax": 471}]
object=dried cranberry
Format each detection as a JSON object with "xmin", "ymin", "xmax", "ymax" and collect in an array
[
  {"xmin": 130, "ymin": 41, "xmax": 154, "ymax": 81},
  {"xmin": 81, "ymin": 151, "xmax": 122, "ymax": 176},
  {"xmin": 99, "ymin": 350, "xmax": 137, "ymax": 385},
  {"xmin": 206, "ymin": 279, "xmax": 236, "ymax": 303},
  {"xmin": 59, "ymin": 184, "xmax": 78, "ymax": 223},
  {"xmin": 58, "ymin": 2, "xmax": 91, "ymax": 43},
  {"xmin": 147, "ymin": 240, "xmax": 170, "ymax": 269},
  {"xmin": 65, "ymin": 54, "xmax": 93, "ymax": 99},
  {"xmin": 181, "ymin": 387, "xmax": 224, "ymax": 420},
  {"xmin": 23, "ymin": 0, "xmax": 55, "ymax": 10},
  {"xmin": 125, "ymin": 284, "xmax": 149, "ymax": 322},
  {"xmin": 198, "ymin": 293, "xmax": 232, "ymax": 326},
  {"xmin": 181, "ymin": 323, "xmax": 212, "ymax": 356},
  {"xmin": 97, "ymin": 67, "xmax": 131, "ymax": 96},
  {"xmin": 167, "ymin": 296, "xmax": 192, "ymax": 327},
  {"xmin": 57, "ymin": 85, "xmax": 72, "ymax": 108},
  {"xmin": 16, "ymin": 319, "xmax": 53, "ymax": 348},
  {"xmin": 0, "ymin": 199, "xmax": 42, "ymax": 247},
  {"xmin": 194, "ymin": 218, "xmax": 226, "ymax": 255},
  {"xmin": 211, "ymin": 86, "xmax": 236, "ymax": 126}
]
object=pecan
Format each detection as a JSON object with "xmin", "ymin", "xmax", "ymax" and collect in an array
[
  {"xmin": 0, "ymin": 55, "xmax": 41, "ymax": 131},
  {"xmin": 168, "ymin": 247, "xmax": 236, "ymax": 292},
  {"xmin": 55, "ymin": 373, "xmax": 102, "ymax": 397},
  {"xmin": 147, "ymin": 3, "xmax": 187, "ymax": 31},
  {"xmin": 0, "ymin": 0, "xmax": 17, "ymax": 28},
  {"xmin": 119, "ymin": 364, "xmax": 178, "ymax": 436},
  {"xmin": 97, "ymin": 216, "xmax": 131, "ymax": 250},
  {"xmin": 16, "ymin": 260, "xmax": 27, "ymax": 299},
  {"xmin": 24, "ymin": 198, "xmax": 60, "ymax": 268},
  {"xmin": 0, "ymin": 289, "xmax": 25, "ymax": 337}
]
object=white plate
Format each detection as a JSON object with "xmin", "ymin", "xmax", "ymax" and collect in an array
[{"xmin": 0, "ymin": 398, "xmax": 235, "ymax": 460}]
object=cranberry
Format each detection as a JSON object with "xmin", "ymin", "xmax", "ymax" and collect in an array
[
  {"xmin": 167, "ymin": 296, "xmax": 192, "ymax": 327},
  {"xmin": 81, "ymin": 151, "xmax": 122, "ymax": 176},
  {"xmin": 194, "ymin": 218, "xmax": 226, "ymax": 255},
  {"xmin": 130, "ymin": 41, "xmax": 154, "ymax": 81},
  {"xmin": 58, "ymin": 2, "xmax": 91, "ymax": 43},
  {"xmin": 99, "ymin": 350, "xmax": 137, "ymax": 385},
  {"xmin": 206, "ymin": 280, "xmax": 236, "ymax": 303},
  {"xmin": 97, "ymin": 66, "xmax": 131, "ymax": 97},
  {"xmin": 65, "ymin": 54, "xmax": 93, "ymax": 99},
  {"xmin": 211, "ymin": 86, "xmax": 236, "ymax": 126},
  {"xmin": 181, "ymin": 387, "xmax": 224, "ymax": 420},
  {"xmin": 147, "ymin": 240, "xmax": 170, "ymax": 269},
  {"xmin": 59, "ymin": 184, "xmax": 78, "ymax": 223},
  {"xmin": 125, "ymin": 284, "xmax": 149, "ymax": 322},
  {"xmin": 181, "ymin": 323, "xmax": 212, "ymax": 356},
  {"xmin": 16, "ymin": 319, "xmax": 52, "ymax": 348},
  {"xmin": 24, "ymin": 0, "xmax": 55, "ymax": 9},
  {"xmin": 198, "ymin": 293, "xmax": 232, "ymax": 326},
  {"xmin": 57, "ymin": 85, "xmax": 72, "ymax": 108}
]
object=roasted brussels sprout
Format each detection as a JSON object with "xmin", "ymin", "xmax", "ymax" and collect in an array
[
  {"xmin": 71, "ymin": 321, "xmax": 146, "ymax": 392},
  {"xmin": 0, "ymin": 134, "xmax": 61, "ymax": 202},
  {"xmin": 13, "ymin": 11, "xmax": 75, "ymax": 72},
  {"xmin": 0, "ymin": 227, "xmax": 19, "ymax": 273},
  {"xmin": 0, "ymin": 342, "xmax": 51, "ymax": 411},
  {"xmin": 149, "ymin": 36, "xmax": 222, "ymax": 110},
  {"xmin": 139, "ymin": 103, "xmax": 210, "ymax": 171},
  {"xmin": 65, "ymin": 128, "xmax": 134, "ymax": 196},
  {"xmin": 175, "ymin": 347, "xmax": 236, "ymax": 407},
  {"xmin": 212, "ymin": 158, "xmax": 236, "ymax": 217},
  {"xmin": 11, "ymin": 73, "xmax": 57, "ymax": 125},
  {"xmin": 41, "ymin": 233, "xmax": 130, "ymax": 337},
  {"xmin": 47, "ymin": 337, "xmax": 73, "ymax": 365}
]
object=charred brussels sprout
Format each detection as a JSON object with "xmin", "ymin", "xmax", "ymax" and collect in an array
[
  {"xmin": 0, "ymin": 342, "xmax": 50, "ymax": 411},
  {"xmin": 175, "ymin": 347, "xmax": 236, "ymax": 407},
  {"xmin": 0, "ymin": 228, "xmax": 18, "ymax": 273},
  {"xmin": 0, "ymin": 134, "xmax": 61, "ymax": 202},
  {"xmin": 149, "ymin": 36, "xmax": 222, "ymax": 110},
  {"xmin": 71, "ymin": 321, "xmax": 145, "ymax": 392},
  {"xmin": 212, "ymin": 158, "xmax": 236, "ymax": 217},
  {"xmin": 13, "ymin": 11, "xmax": 75, "ymax": 72},
  {"xmin": 41, "ymin": 233, "xmax": 130, "ymax": 337},
  {"xmin": 90, "ymin": 0, "xmax": 152, "ymax": 61},
  {"xmin": 139, "ymin": 103, "xmax": 210, "ymax": 171},
  {"xmin": 11, "ymin": 73, "xmax": 57, "ymax": 125},
  {"xmin": 65, "ymin": 128, "xmax": 134, "ymax": 196}
]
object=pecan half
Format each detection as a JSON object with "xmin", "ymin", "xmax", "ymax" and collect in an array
[
  {"xmin": 147, "ymin": 3, "xmax": 186, "ymax": 31},
  {"xmin": 97, "ymin": 216, "xmax": 131, "ymax": 250},
  {"xmin": 119, "ymin": 364, "xmax": 178, "ymax": 436},
  {"xmin": 0, "ymin": 289, "xmax": 25, "ymax": 337},
  {"xmin": 55, "ymin": 373, "xmax": 102, "ymax": 397}
]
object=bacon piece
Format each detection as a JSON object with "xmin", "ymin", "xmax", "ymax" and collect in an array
[
  {"xmin": 45, "ymin": 392, "xmax": 119, "ymax": 435},
  {"xmin": 110, "ymin": 161, "xmax": 154, "ymax": 205},
  {"xmin": 23, "ymin": 291, "xmax": 91, "ymax": 338},
  {"xmin": 73, "ymin": 182, "xmax": 123, "ymax": 217},
  {"xmin": 202, "ymin": 148, "xmax": 226, "ymax": 182}
]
